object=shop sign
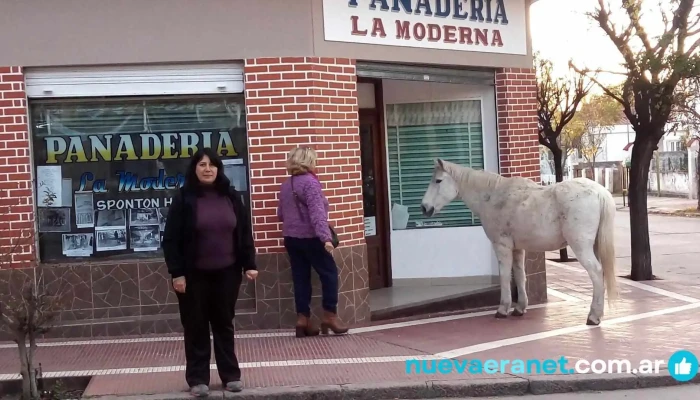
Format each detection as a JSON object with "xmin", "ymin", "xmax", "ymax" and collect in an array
[{"xmin": 322, "ymin": 0, "xmax": 528, "ymax": 55}]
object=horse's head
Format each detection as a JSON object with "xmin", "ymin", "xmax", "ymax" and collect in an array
[{"xmin": 421, "ymin": 158, "xmax": 460, "ymax": 217}]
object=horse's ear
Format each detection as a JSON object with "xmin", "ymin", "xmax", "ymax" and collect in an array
[{"xmin": 435, "ymin": 158, "xmax": 445, "ymax": 170}]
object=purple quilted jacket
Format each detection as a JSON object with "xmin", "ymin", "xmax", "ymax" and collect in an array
[{"xmin": 276, "ymin": 172, "xmax": 332, "ymax": 243}]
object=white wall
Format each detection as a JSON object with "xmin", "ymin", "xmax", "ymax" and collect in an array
[
  {"xmin": 381, "ymin": 79, "xmax": 499, "ymax": 280},
  {"xmin": 648, "ymin": 172, "xmax": 691, "ymax": 194},
  {"xmin": 568, "ymin": 123, "xmax": 688, "ymax": 166}
]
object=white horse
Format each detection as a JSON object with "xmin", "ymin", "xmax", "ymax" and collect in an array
[{"xmin": 420, "ymin": 159, "xmax": 619, "ymax": 325}]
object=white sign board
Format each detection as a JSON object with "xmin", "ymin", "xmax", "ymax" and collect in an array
[
  {"xmin": 322, "ymin": 0, "xmax": 528, "ymax": 55},
  {"xmin": 364, "ymin": 216, "xmax": 376, "ymax": 236}
]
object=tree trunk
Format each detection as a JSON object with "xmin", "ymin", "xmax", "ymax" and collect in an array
[
  {"xmin": 16, "ymin": 335, "xmax": 32, "ymax": 400},
  {"xmin": 29, "ymin": 333, "xmax": 38, "ymax": 399},
  {"xmin": 696, "ymin": 153, "xmax": 699, "ymax": 211},
  {"xmin": 628, "ymin": 136, "xmax": 657, "ymax": 281},
  {"xmin": 552, "ymin": 147, "xmax": 570, "ymax": 261},
  {"xmin": 15, "ymin": 332, "xmax": 40, "ymax": 400}
]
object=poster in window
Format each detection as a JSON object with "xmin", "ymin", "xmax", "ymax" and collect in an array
[
  {"xmin": 129, "ymin": 208, "xmax": 159, "ymax": 226},
  {"xmin": 95, "ymin": 229, "xmax": 127, "ymax": 251},
  {"xmin": 95, "ymin": 209, "xmax": 127, "ymax": 229},
  {"xmin": 62, "ymin": 233, "xmax": 93, "ymax": 257},
  {"xmin": 36, "ymin": 166, "xmax": 63, "ymax": 207},
  {"xmin": 130, "ymin": 225, "xmax": 160, "ymax": 252},
  {"xmin": 38, "ymin": 208, "xmax": 71, "ymax": 233},
  {"xmin": 75, "ymin": 192, "xmax": 95, "ymax": 228},
  {"xmin": 62, "ymin": 179, "xmax": 73, "ymax": 207},
  {"xmin": 224, "ymin": 165, "xmax": 248, "ymax": 192}
]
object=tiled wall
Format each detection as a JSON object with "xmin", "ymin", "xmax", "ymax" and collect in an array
[{"xmin": 0, "ymin": 244, "xmax": 369, "ymax": 340}]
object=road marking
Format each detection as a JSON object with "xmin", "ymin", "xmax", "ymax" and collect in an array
[
  {"xmin": 0, "ymin": 299, "xmax": 576, "ymax": 349},
  {"xmin": 435, "ymin": 300, "xmax": 700, "ymax": 359},
  {"xmin": 2, "ymin": 301, "xmax": 698, "ymax": 382},
  {"xmin": 351, "ymin": 300, "xmax": 565, "ymax": 334},
  {"xmin": 546, "ymin": 260, "xmax": 700, "ymax": 303},
  {"xmin": 0, "ymin": 355, "xmax": 442, "ymax": 381},
  {"xmin": 547, "ymin": 288, "xmax": 584, "ymax": 303}
]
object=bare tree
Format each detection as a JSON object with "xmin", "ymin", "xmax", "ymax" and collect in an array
[
  {"xmin": 571, "ymin": 0, "xmax": 700, "ymax": 281},
  {"xmin": 0, "ymin": 190, "xmax": 67, "ymax": 400},
  {"xmin": 536, "ymin": 54, "xmax": 593, "ymax": 261}
]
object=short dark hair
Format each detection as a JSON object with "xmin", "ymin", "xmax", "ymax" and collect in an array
[{"xmin": 183, "ymin": 147, "xmax": 231, "ymax": 195}]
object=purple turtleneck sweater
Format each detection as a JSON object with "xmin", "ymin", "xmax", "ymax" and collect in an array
[{"xmin": 195, "ymin": 188, "xmax": 237, "ymax": 270}]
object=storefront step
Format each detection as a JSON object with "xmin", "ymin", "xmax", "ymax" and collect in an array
[{"xmin": 369, "ymin": 284, "xmax": 501, "ymax": 322}]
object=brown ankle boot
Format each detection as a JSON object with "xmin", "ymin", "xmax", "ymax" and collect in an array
[
  {"xmin": 320, "ymin": 311, "xmax": 349, "ymax": 335},
  {"xmin": 295, "ymin": 313, "xmax": 319, "ymax": 338}
]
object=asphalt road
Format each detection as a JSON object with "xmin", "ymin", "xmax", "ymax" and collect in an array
[
  {"xmin": 549, "ymin": 210, "xmax": 700, "ymax": 282},
  {"xmin": 418, "ymin": 383, "xmax": 700, "ymax": 399}
]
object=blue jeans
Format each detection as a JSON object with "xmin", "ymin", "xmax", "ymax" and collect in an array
[{"xmin": 283, "ymin": 236, "xmax": 339, "ymax": 316}]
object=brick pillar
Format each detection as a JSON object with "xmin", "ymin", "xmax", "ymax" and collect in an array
[
  {"xmin": 0, "ymin": 66, "xmax": 34, "ymax": 269},
  {"xmin": 240, "ymin": 57, "xmax": 369, "ymax": 329},
  {"xmin": 496, "ymin": 67, "xmax": 547, "ymax": 305}
]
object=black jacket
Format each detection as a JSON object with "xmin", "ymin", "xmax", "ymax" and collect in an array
[{"xmin": 162, "ymin": 186, "xmax": 257, "ymax": 278}]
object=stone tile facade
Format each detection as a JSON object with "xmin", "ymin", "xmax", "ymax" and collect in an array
[{"xmin": 0, "ymin": 244, "xmax": 368, "ymax": 340}]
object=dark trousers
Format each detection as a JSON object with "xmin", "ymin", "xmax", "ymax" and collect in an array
[
  {"xmin": 175, "ymin": 267, "xmax": 242, "ymax": 387},
  {"xmin": 284, "ymin": 236, "xmax": 339, "ymax": 316}
]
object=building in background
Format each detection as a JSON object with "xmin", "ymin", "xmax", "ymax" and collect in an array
[{"xmin": 0, "ymin": 0, "xmax": 546, "ymax": 338}]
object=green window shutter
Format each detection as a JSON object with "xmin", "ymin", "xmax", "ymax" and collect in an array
[{"xmin": 386, "ymin": 100, "xmax": 484, "ymax": 230}]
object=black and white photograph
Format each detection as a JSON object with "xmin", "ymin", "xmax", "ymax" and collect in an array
[
  {"xmin": 130, "ymin": 225, "xmax": 160, "ymax": 252},
  {"xmin": 75, "ymin": 192, "xmax": 95, "ymax": 228},
  {"xmin": 62, "ymin": 233, "xmax": 93, "ymax": 257},
  {"xmin": 158, "ymin": 207, "xmax": 168, "ymax": 231},
  {"xmin": 95, "ymin": 209, "xmax": 127, "ymax": 229},
  {"xmin": 38, "ymin": 208, "xmax": 71, "ymax": 232},
  {"xmin": 158, "ymin": 207, "xmax": 168, "ymax": 244},
  {"xmin": 96, "ymin": 228, "xmax": 127, "ymax": 251},
  {"xmin": 129, "ymin": 208, "xmax": 159, "ymax": 226}
]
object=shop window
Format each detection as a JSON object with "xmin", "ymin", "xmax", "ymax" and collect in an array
[
  {"xmin": 386, "ymin": 99, "xmax": 484, "ymax": 230},
  {"xmin": 29, "ymin": 96, "xmax": 249, "ymax": 263}
]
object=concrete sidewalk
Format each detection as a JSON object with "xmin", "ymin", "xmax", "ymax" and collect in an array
[{"xmin": 1, "ymin": 262, "xmax": 699, "ymax": 399}]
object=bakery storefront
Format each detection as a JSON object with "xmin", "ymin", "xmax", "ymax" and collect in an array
[{"xmin": 0, "ymin": 0, "xmax": 546, "ymax": 339}]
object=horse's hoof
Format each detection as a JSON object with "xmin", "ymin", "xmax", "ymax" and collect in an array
[
  {"xmin": 495, "ymin": 311, "xmax": 508, "ymax": 319},
  {"xmin": 586, "ymin": 318, "xmax": 600, "ymax": 326},
  {"xmin": 511, "ymin": 309, "xmax": 525, "ymax": 317}
]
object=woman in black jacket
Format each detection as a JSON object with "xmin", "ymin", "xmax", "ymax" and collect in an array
[{"xmin": 162, "ymin": 148, "xmax": 258, "ymax": 398}]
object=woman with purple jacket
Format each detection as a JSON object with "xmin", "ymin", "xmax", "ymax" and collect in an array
[{"xmin": 277, "ymin": 146, "xmax": 349, "ymax": 338}]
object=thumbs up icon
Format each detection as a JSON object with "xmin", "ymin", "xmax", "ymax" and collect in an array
[
  {"xmin": 675, "ymin": 358, "xmax": 692, "ymax": 376},
  {"xmin": 669, "ymin": 350, "xmax": 698, "ymax": 382}
]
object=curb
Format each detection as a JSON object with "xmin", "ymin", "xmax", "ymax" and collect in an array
[
  {"xmin": 83, "ymin": 371, "xmax": 700, "ymax": 399},
  {"xmin": 616, "ymin": 207, "xmax": 700, "ymax": 218}
]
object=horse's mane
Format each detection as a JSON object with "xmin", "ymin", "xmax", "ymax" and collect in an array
[{"xmin": 444, "ymin": 162, "xmax": 505, "ymax": 192}]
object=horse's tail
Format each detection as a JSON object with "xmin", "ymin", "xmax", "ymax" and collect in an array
[{"xmin": 596, "ymin": 189, "xmax": 619, "ymax": 306}]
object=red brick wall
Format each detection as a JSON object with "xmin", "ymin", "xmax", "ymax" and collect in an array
[
  {"xmin": 0, "ymin": 66, "xmax": 34, "ymax": 268},
  {"xmin": 243, "ymin": 57, "xmax": 364, "ymax": 253},
  {"xmin": 495, "ymin": 67, "xmax": 541, "ymax": 183}
]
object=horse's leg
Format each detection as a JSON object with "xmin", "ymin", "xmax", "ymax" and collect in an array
[
  {"xmin": 569, "ymin": 241, "xmax": 604, "ymax": 325},
  {"xmin": 493, "ymin": 242, "xmax": 514, "ymax": 318},
  {"xmin": 511, "ymin": 249, "xmax": 528, "ymax": 317}
]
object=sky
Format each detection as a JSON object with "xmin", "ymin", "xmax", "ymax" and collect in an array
[{"xmin": 529, "ymin": 0, "xmax": 674, "ymax": 86}]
